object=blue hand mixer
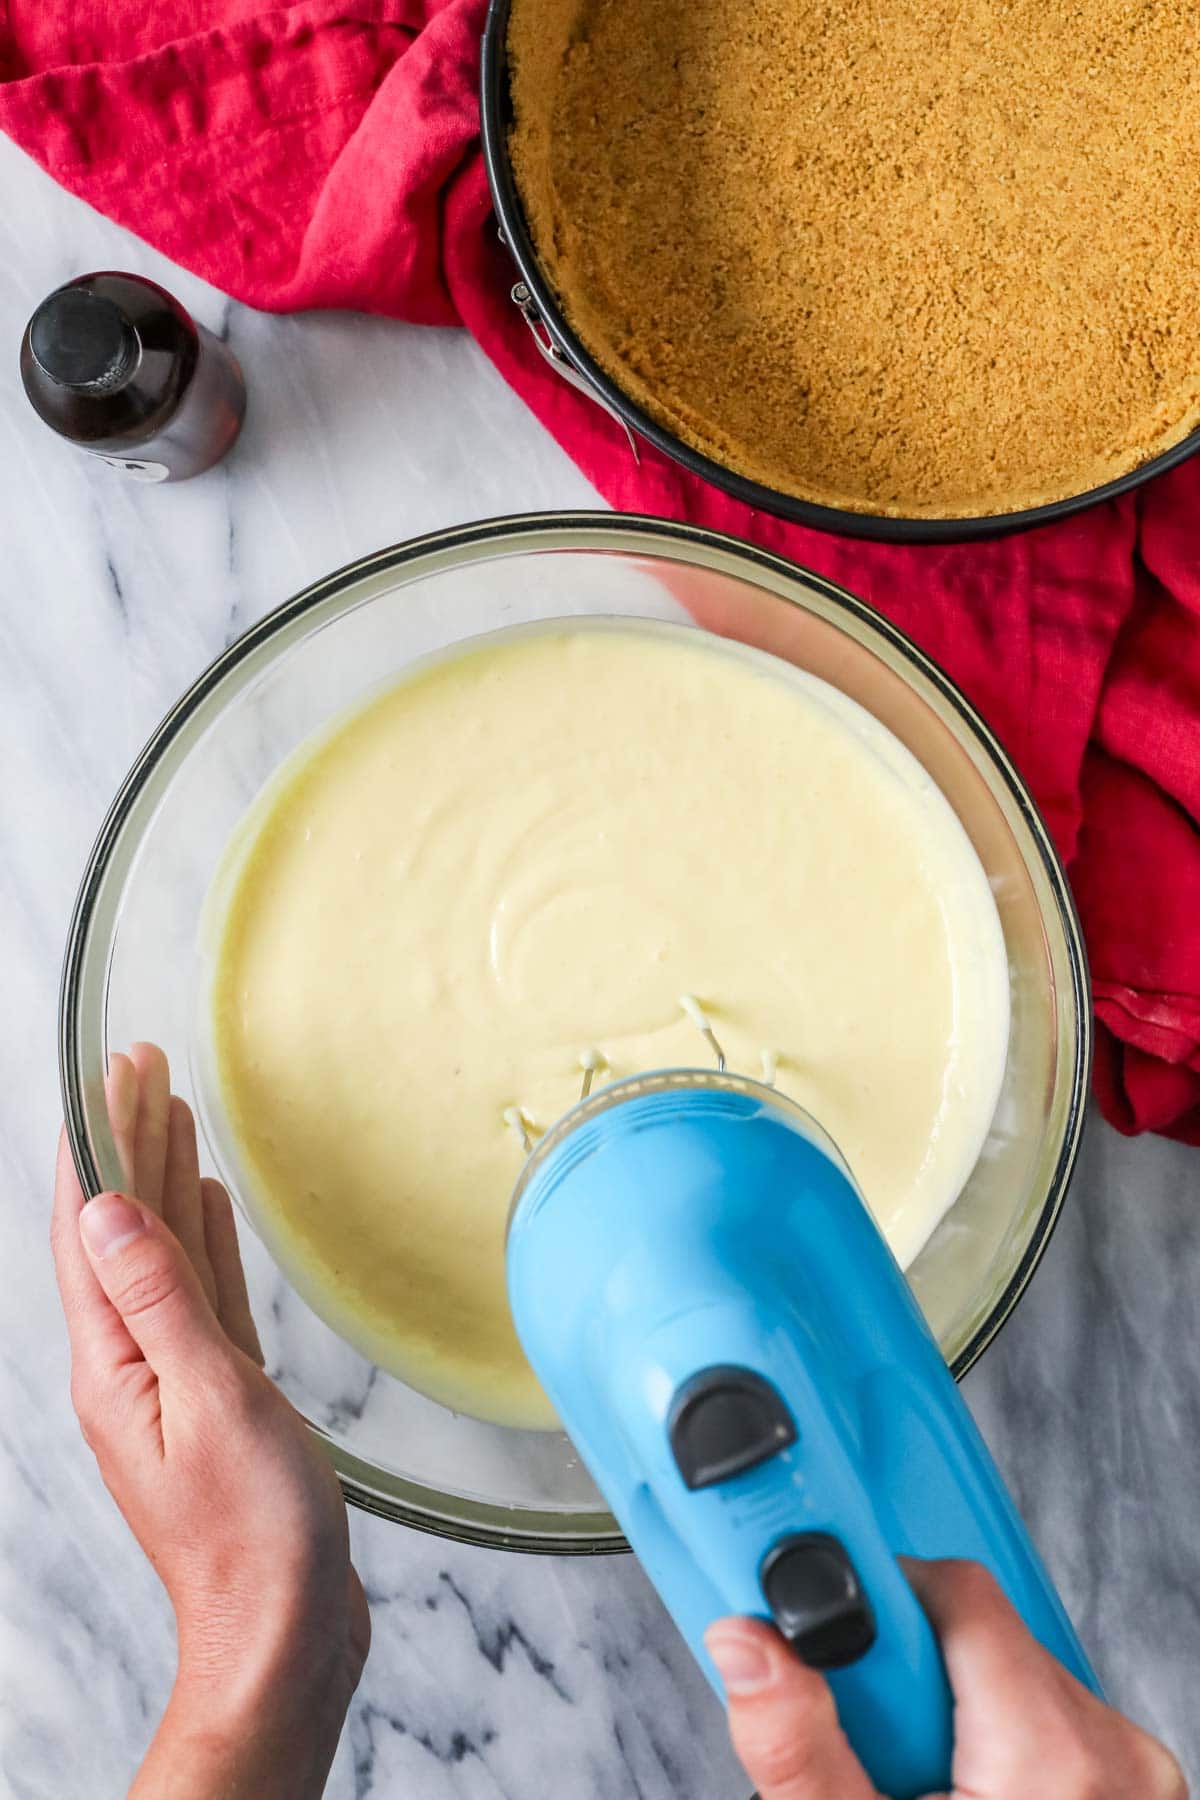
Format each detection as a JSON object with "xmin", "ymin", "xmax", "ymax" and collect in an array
[{"xmin": 506, "ymin": 1047, "xmax": 1100, "ymax": 1798}]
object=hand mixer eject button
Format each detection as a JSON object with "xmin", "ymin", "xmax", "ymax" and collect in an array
[{"xmin": 667, "ymin": 1364, "xmax": 798, "ymax": 1492}]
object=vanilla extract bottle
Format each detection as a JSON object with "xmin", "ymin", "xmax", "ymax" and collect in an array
[{"xmin": 20, "ymin": 271, "xmax": 245, "ymax": 482}]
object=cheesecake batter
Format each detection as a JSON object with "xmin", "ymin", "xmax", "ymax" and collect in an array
[{"xmin": 206, "ymin": 621, "xmax": 1009, "ymax": 1429}]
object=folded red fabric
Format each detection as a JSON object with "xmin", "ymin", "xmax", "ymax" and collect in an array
[{"xmin": 4, "ymin": 0, "xmax": 1198, "ymax": 1140}]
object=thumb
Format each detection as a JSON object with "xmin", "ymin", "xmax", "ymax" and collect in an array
[
  {"xmin": 706, "ymin": 1618, "xmax": 879, "ymax": 1800},
  {"xmin": 79, "ymin": 1192, "xmax": 228, "ymax": 1378}
]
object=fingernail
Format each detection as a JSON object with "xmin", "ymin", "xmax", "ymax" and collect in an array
[
  {"xmin": 80, "ymin": 1194, "xmax": 147, "ymax": 1259},
  {"xmin": 705, "ymin": 1626, "xmax": 772, "ymax": 1696}
]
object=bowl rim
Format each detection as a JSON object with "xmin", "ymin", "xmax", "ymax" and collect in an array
[
  {"xmin": 479, "ymin": 0, "xmax": 1200, "ymax": 546},
  {"xmin": 59, "ymin": 510, "xmax": 1092, "ymax": 1548}
]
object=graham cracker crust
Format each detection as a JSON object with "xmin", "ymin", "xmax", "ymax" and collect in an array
[{"xmin": 508, "ymin": 0, "xmax": 1200, "ymax": 519}]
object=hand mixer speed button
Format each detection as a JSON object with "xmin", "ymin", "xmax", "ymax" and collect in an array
[
  {"xmin": 668, "ymin": 1365, "xmax": 797, "ymax": 1491},
  {"xmin": 760, "ymin": 1533, "xmax": 877, "ymax": 1669}
]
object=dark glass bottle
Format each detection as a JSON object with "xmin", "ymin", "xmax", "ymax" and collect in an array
[{"xmin": 20, "ymin": 272, "xmax": 246, "ymax": 482}]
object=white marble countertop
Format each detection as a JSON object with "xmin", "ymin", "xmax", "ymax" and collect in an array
[{"xmin": 2, "ymin": 135, "xmax": 1198, "ymax": 1799}]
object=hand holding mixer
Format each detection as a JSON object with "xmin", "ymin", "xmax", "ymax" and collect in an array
[{"xmin": 505, "ymin": 1000, "xmax": 1100, "ymax": 1799}]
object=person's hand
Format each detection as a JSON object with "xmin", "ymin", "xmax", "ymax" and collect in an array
[
  {"xmin": 705, "ymin": 1559, "xmax": 1186, "ymax": 1800},
  {"xmin": 52, "ymin": 1044, "xmax": 369, "ymax": 1800}
]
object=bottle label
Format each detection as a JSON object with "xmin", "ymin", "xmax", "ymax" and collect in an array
[{"xmin": 100, "ymin": 455, "xmax": 171, "ymax": 482}]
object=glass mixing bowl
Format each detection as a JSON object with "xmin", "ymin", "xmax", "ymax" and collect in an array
[{"xmin": 60, "ymin": 513, "xmax": 1090, "ymax": 1550}]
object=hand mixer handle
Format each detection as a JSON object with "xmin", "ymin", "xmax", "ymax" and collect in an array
[{"xmin": 619, "ymin": 1338, "xmax": 958, "ymax": 1799}]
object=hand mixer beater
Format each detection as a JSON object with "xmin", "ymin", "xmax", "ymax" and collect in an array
[{"xmin": 503, "ymin": 998, "xmax": 1100, "ymax": 1800}]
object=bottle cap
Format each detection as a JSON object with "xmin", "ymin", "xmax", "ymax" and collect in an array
[{"xmin": 27, "ymin": 287, "xmax": 140, "ymax": 394}]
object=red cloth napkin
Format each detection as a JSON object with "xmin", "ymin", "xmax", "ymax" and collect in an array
[{"xmin": 4, "ymin": 0, "xmax": 1199, "ymax": 1141}]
